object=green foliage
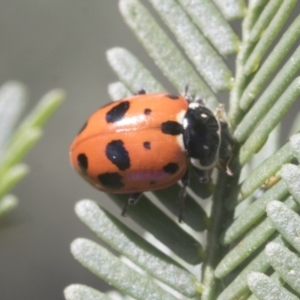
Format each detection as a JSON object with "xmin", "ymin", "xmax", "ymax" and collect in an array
[
  {"xmin": 65, "ymin": 1, "xmax": 300, "ymax": 299},
  {"xmin": 0, "ymin": 82, "xmax": 64, "ymax": 218}
]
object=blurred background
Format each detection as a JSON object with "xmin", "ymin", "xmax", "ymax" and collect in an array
[
  {"xmin": 0, "ymin": 1, "xmax": 162, "ymax": 299},
  {"xmin": 1, "ymin": 1, "xmax": 300, "ymax": 300}
]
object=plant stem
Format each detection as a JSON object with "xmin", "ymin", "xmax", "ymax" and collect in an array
[{"xmin": 201, "ymin": 172, "xmax": 235, "ymax": 299}]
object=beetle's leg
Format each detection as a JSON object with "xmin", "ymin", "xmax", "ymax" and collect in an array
[
  {"xmin": 122, "ymin": 192, "xmax": 142, "ymax": 216},
  {"xmin": 178, "ymin": 168, "xmax": 189, "ymax": 222},
  {"xmin": 184, "ymin": 84, "xmax": 189, "ymax": 98},
  {"xmin": 192, "ymin": 166, "xmax": 211, "ymax": 183}
]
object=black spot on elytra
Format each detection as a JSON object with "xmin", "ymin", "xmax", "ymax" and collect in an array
[
  {"xmin": 106, "ymin": 101, "xmax": 129, "ymax": 123},
  {"xmin": 150, "ymin": 180, "xmax": 156, "ymax": 185},
  {"xmin": 144, "ymin": 108, "xmax": 152, "ymax": 115},
  {"xmin": 78, "ymin": 122, "xmax": 88, "ymax": 134},
  {"xmin": 163, "ymin": 162, "xmax": 179, "ymax": 174},
  {"xmin": 143, "ymin": 141, "xmax": 151, "ymax": 149},
  {"xmin": 161, "ymin": 121, "xmax": 183, "ymax": 135},
  {"xmin": 166, "ymin": 94, "xmax": 179, "ymax": 100},
  {"xmin": 106, "ymin": 140, "xmax": 130, "ymax": 171},
  {"xmin": 77, "ymin": 153, "xmax": 88, "ymax": 172},
  {"xmin": 98, "ymin": 172, "xmax": 124, "ymax": 190}
]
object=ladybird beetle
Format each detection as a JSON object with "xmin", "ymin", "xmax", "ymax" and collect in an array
[{"xmin": 69, "ymin": 91, "xmax": 232, "ymax": 220}]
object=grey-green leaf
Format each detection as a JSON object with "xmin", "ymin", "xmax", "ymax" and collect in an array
[
  {"xmin": 14, "ymin": 89, "xmax": 64, "ymax": 137},
  {"xmin": 119, "ymin": 0, "xmax": 218, "ymax": 109},
  {"xmin": 178, "ymin": 0, "xmax": 240, "ymax": 56},
  {"xmin": 265, "ymin": 242, "xmax": 300, "ymax": 294},
  {"xmin": 243, "ymin": 0, "xmax": 297, "ymax": 75},
  {"xmin": 0, "ymin": 195, "xmax": 18, "ymax": 218},
  {"xmin": 247, "ymin": 272, "xmax": 299, "ymax": 300},
  {"xmin": 240, "ymin": 14, "xmax": 300, "ymax": 111},
  {"xmin": 218, "ymin": 236, "xmax": 285, "ymax": 300},
  {"xmin": 281, "ymin": 163, "xmax": 300, "ymax": 203},
  {"xmin": 213, "ymin": 0, "xmax": 246, "ymax": 20},
  {"xmin": 239, "ymin": 138, "xmax": 294, "ymax": 200},
  {"xmin": 0, "ymin": 164, "xmax": 29, "ymax": 200},
  {"xmin": 244, "ymin": 0, "xmax": 269, "ymax": 31},
  {"xmin": 75, "ymin": 200, "xmax": 199, "ymax": 297},
  {"xmin": 108, "ymin": 82, "xmax": 131, "ymax": 101},
  {"xmin": 290, "ymin": 133, "xmax": 300, "ymax": 162},
  {"xmin": 148, "ymin": 0, "xmax": 233, "ymax": 92},
  {"xmin": 0, "ymin": 81, "xmax": 27, "ymax": 156},
  {"xmin": 64, "ymin": 284, "xmax": 111, "ymax": 300},
  {"xmin": 108, "ymin": 194, "xmax": 203, "ymax": 265},
  {"xmin": 235, "ymin": 47, "xmax": 300, "ymax": 143},
  {"xmin": 247, "ymin": 0, "xmax": 283, "ymax": 46},
  {"xmin": 238, "ymin": 78, "xmax": 300, "ymax": 165},
  {"xmin": 71, "ymin": 238, "xmax": 179, "ymax": 300},
  {"xmin": 0, "ymin": 127, "xmax": 42, "ymax": 181},
  {"xmin": 0, "ymin": 89, "xmax": 64, "ymax": 178},
  {"xmin": 267, "ymin": 200, "xmax": 300, "ymax": 252},
  {"xmin": 216, "ymin": 197, "xmax": 299, "ymax": 278},
  {"xmin": 221, "ymin": 180, "xmax": 288, "ymax": 245},
  {"xmin": 106, "ymin": 48, "xmax": 164, "ymax": 93}
]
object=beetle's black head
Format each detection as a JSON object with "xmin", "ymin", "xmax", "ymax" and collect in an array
[{"xmin": 183, "ymin": 103, "xmax": 220, "ymax": 169}]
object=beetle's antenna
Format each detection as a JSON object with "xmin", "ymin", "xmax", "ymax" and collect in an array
[
  {"xmin": 184, "ymin": 84, "xmax": 189, "ymax": 96},
  {"xmin": 184, "ymin": 84, "xmax": 192, "ymax": 102}
]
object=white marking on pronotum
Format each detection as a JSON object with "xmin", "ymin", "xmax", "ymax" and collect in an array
[
  {"xmin": 188, "ymin": 102, "xmax": 200, "ymax": 109},
  {"xmin": 183, "ymin": 118, "xmax": 188, "ymax": 129},
  {"xmin": 191, "ymin": 158, "xmax": 218, "ymax": 170}
]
